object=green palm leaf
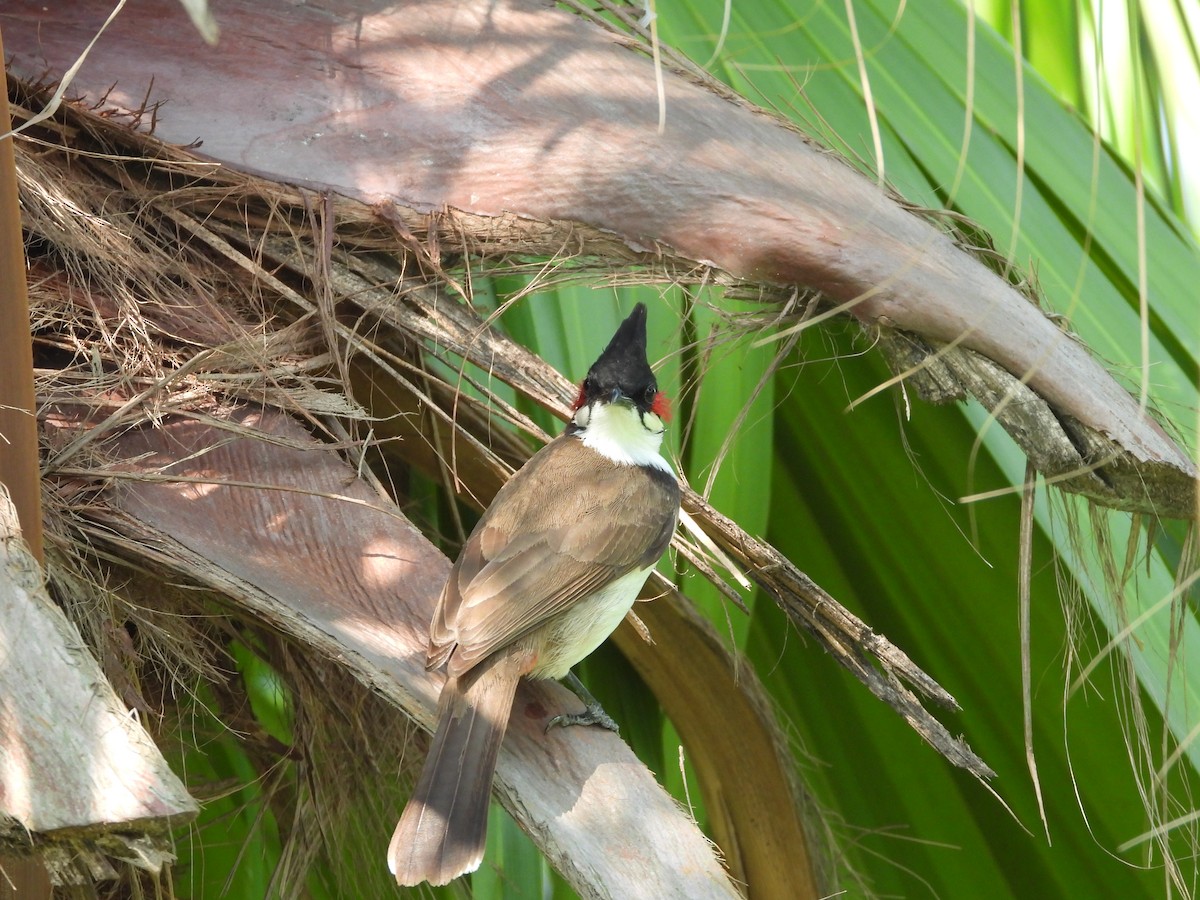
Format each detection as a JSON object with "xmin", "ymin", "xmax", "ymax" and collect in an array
[{"xmin": 620, "ymin": 0, "xmax": 1200, "ymax": 895}]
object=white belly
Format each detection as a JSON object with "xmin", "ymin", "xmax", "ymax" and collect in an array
[{"xmin": 528, "ymin": 567, "xmax": 653, "ymax": 680}]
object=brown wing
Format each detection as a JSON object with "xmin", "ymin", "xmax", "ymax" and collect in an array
[{"xmin": 428, "ymin": 435, "xmax": 679, "ymax": 677}]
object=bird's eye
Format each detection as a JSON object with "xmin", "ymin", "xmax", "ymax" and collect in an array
[{"xmin": 643, "ymin": 385, "xmax": 657, "ymax": 405}]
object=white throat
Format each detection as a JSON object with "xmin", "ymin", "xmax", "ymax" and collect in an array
[{"xmin": 574, "ymin": 402, "xmax": 672, "ymax": 473}]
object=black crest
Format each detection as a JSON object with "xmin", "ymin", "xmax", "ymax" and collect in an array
[{"xmin": 583, "ymin": 303, "xmax": 656, "ymax": 403}]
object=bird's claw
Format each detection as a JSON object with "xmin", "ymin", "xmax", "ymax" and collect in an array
[
  {"xmin": 546, "ymin": 703, "xmax": 620, "ymax": 735},
  {"xmin": 547, "ymin": 669, "xmax": 621, "ymax": 733}
]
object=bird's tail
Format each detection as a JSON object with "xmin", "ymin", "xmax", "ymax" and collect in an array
[{"xmin": 388, "ymin": 649, "xmax": 525, "ymax": 886}]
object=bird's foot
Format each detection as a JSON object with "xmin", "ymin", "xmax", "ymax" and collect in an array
[
  {"xmin": 545, "ymin": 670, "xmax": 620, "ymax": 735},
  {"xmin": 546, "ymin": 704, "xmax": 620, "ymax": 734}
]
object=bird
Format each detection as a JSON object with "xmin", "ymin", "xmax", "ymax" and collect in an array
[{"xmin": 388, "ymin": 303, "xmax": 681, "ymax": 886}]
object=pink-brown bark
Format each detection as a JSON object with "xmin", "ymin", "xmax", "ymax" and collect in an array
[{"xmin": 2, "ymin": 0, "xmax": 1191, "ymax": 503}]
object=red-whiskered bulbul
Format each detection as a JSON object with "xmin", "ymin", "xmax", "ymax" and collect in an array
[{"xmin": 388, "ymin": 303, "xmax": 680, "ymax": 886}]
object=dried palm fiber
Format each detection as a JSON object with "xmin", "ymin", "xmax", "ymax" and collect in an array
[
  {"xmin": 45, "ymin": 88, "xmax": 993, "ymax": 777},
  {"xmin": 10, "ymin": 78, "xmax": 827, "ymax": 897},
  {"xmin": 15, "ymin": 93, "xmax": 424, "ymax": 898}
]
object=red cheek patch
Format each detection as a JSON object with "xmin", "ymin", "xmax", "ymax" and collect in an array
[
  {"xmin": 650, "ymin": 391, "xmax": 672, "ymax": 421},
  {"xmin": 571, "ymin": 383, "xmax": 587, "ymax": 411}
]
